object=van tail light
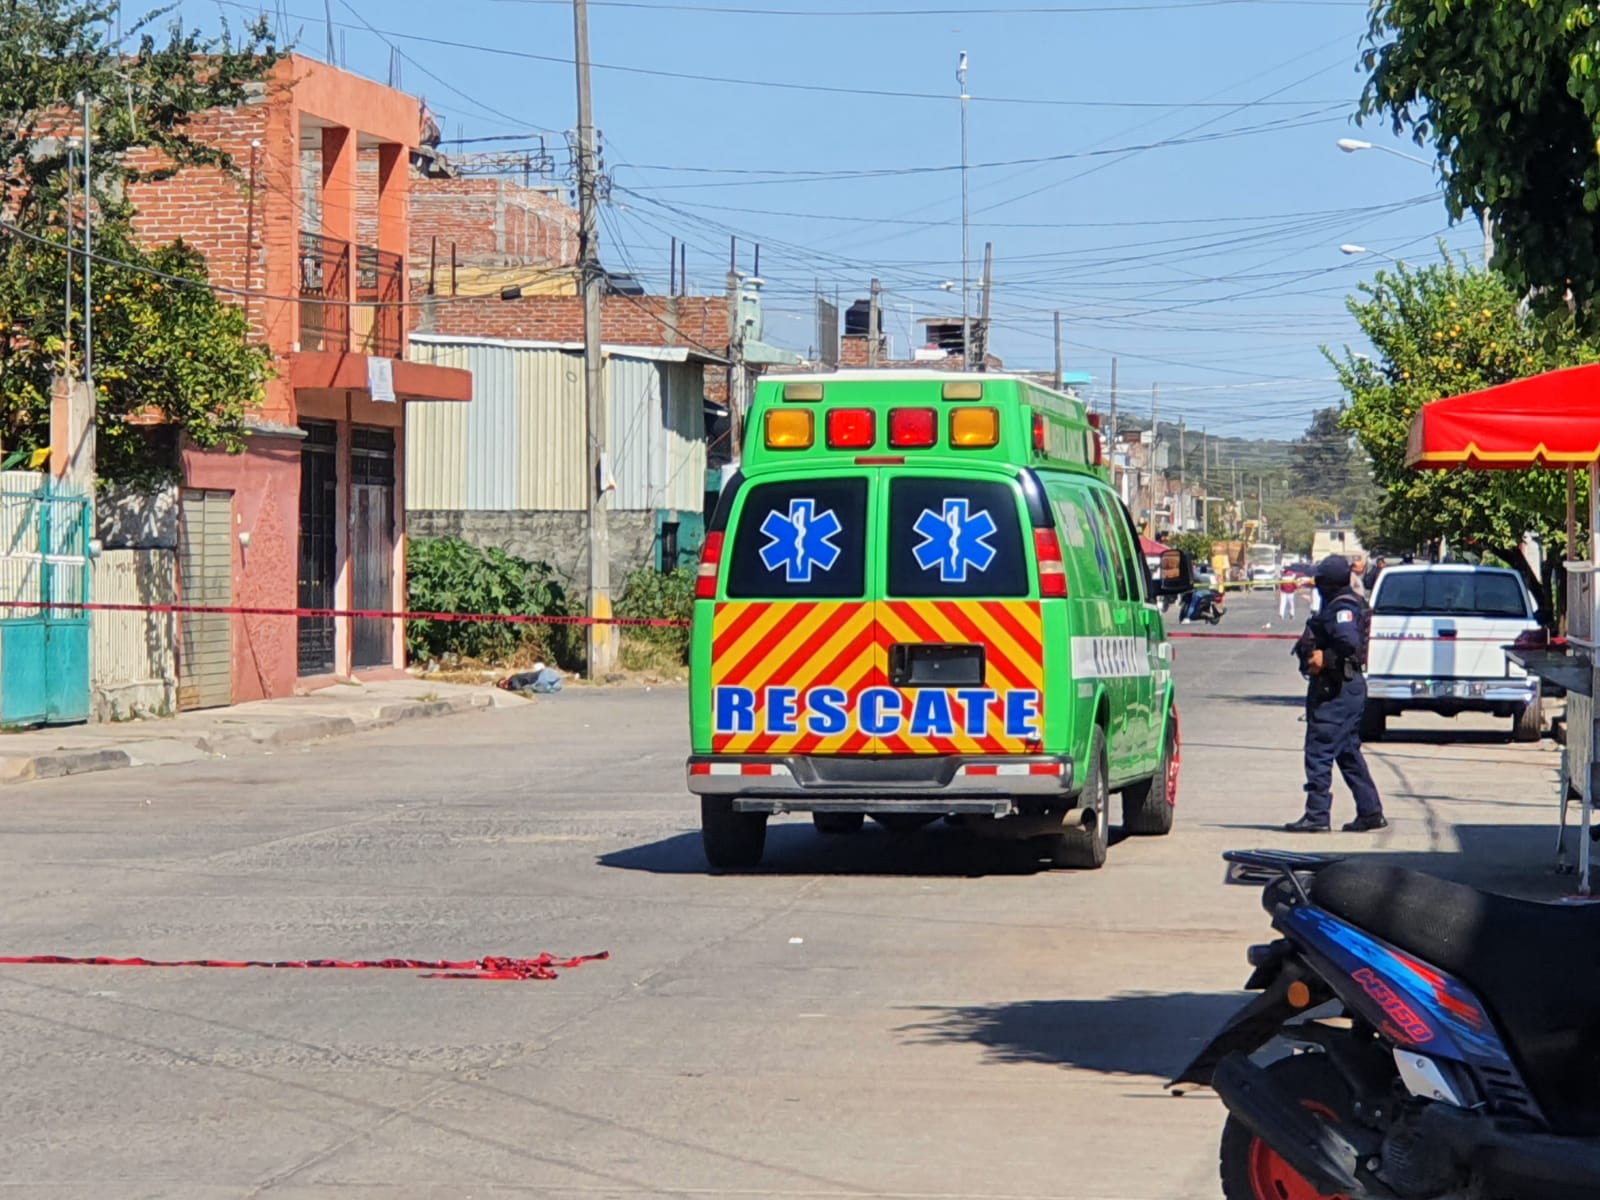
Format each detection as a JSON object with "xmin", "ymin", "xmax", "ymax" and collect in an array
[
  {"xmin": 826, "ymin": 408, "xmax": 875, "ymax": 449},
  {"xmin": 696, "ymin": 531, "xmax": 724, "ymax": 600},
  {"xmin": 1033, "ymin": 528, "xmax": 1069, "ymax": 598},
  {"xmin": 1086, "ymin": 413, "xmax": 1104, "ymax": 466},
  {"xmin": 889, "ymin": 407, "xmax": 937, "ymax": 448},
  {"xmin": 1032, "ymin": 412, "xmax": 1047, "ymax": 453}
]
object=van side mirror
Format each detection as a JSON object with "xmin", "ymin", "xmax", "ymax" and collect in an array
[{"xmin": 1154, "ymin": 548, "xmax": 1193, "ymax": 597}]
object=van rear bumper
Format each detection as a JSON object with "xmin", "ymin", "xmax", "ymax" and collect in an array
[{"xmin": 686, "ymin": 754, "xmax": 1075, "ymax": 812}]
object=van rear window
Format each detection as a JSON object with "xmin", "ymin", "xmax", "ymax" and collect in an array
[
  {"xmin": 1373, "ymin": 570, "xmax": 1529, "ymax": 618},
  {"xmin": 725, "ymin": 478, "xmax": 868, "ymax": 599},
  {"xmin": 887, "ymin": 478, "xmax": 1028, "ymax": 598}
]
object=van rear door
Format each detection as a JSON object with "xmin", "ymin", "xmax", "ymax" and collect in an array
[
  {"xmin": 710, "ymin": 472, "xmax": 877, "ymax": 756},
  {"xmin": 873, "ymin": 469, "xmax": 1047, "ymax": 757}
]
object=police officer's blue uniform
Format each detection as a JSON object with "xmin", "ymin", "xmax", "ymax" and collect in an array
[{"xmin": 1285, "ymin": 556, "xmax": 1386, "ymax": 833}]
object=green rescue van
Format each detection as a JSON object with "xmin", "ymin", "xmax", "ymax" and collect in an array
[{"xmin": 687, "ymin": 371, "xmax": 1190, "ymax": 869}]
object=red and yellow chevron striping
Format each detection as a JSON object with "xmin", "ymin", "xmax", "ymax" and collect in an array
[{"xmin": 710, "ymin": 600, "xmax": 1043, "ymax": 756}]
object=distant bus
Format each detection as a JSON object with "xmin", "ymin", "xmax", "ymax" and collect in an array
[{"xmin": 1246, "ymin": 544, "xmax": 1280, "ymax": 588}]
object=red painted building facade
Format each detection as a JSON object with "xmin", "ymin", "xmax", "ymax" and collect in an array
[{"xmin": 128, "ymin": 56, "xmax": 470, "ymax": 704}]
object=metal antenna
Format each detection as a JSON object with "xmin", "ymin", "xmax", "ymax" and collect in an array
[{"xmin": 957, "ymin": 50, "xmax": 971, "ymax": 372}]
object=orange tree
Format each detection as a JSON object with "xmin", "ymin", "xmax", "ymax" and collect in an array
[{"xmin": 1329, "ymin": 253, "xmax": 1598, "ymax": 616}]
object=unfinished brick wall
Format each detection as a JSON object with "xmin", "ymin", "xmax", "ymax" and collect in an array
[
  {"xmin": 409, "ymin": 177, "xmax": 578, "ymax": 271},
  {"xmin": 418, "ymin": 293, "xmax": 728, "ymax": 351}
]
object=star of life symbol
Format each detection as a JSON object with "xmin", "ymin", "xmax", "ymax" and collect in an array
[
  {"xmin": 912, "ymin": 498, "xmax": 998, "ymax": 583},
  {"xmin": 759, "ymin": 498, "xmax": 843, "ymax": 583}
]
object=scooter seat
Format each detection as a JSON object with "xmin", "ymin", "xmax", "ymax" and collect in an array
[{"xmin": 1310, "ymin": 861, "xmax": 1600, "ymax": 1135}]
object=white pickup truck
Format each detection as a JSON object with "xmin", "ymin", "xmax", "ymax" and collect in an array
[{"xmin": 1363, "ymin": 563, "xmax": 1545, "ymax": 743}]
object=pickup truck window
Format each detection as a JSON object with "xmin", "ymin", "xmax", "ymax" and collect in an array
[{"xmin": 1372, "ymin": 571, "xmax": 1529, "ymax": 618}]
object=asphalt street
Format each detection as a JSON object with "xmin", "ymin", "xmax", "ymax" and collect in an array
[{"xmin": 0, "ymin": 591, "xmax": 1564, "ymax": 1199}]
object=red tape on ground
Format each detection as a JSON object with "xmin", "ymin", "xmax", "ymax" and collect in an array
[{"xmin": 0, "ymin": 950, "xmax": 609, "ymax": 981}]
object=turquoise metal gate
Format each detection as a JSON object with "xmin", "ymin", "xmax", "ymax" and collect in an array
[{"xmin": 0, "ymin": 478, "xmax": 91, "ymax": 726}]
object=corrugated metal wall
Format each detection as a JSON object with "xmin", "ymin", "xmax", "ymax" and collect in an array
[
  {"xmin": 407, "ymin": 339, "xmax": 704, "ymax": 513},
  {"xmin": 91, "ymin": 549, "xmax": 177, "ymax": 718}
]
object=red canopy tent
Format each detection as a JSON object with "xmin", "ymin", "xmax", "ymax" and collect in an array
[
  {"xmin": 1407, "ymin": 363, "xmax": 1600, "ymax": 470},
  {"xmin": 1407, "ymin": 364, "xmax": 1600, "ymax": 891},
  {"xmin": 1139, "ymin": 535, "xmax": 1170, "ymax": 557}
]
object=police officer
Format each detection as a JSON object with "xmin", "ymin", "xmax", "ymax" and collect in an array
[{"xmin": 1283, "ymin": 555, "xmax": 1388, "ymax": 833}]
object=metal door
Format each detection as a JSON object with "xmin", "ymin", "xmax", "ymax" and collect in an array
[
  {"xmin": 177, "ymin": 488, "xmax": 233, "ymax": 711},
  {"xmin": 298, "ymin": 421, "xmax": 337, "ymax": 675},
  {"xmin": 351, "ymin": 427, "xmax": 395, "ymax": 669},
  {"xmin": 0, "ymin": 478, "xmax": 91, "ymax": 726}
]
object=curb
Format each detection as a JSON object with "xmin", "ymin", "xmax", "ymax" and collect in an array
[{"xmin": 0, "ymin": 690, "xmax": 509, "ymax": 786}]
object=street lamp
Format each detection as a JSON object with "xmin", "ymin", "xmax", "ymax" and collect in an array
[
  {"xmin": 1336, "ymin": 137, "xmax": 1434, "ymax": 169},
  {"xmin": 1340, "ymin": 243, "xmax": 1402, "ymax": 264},
  {"xmin": 1336, "ymin": 137, "xmax": 1493, "ymax": 263}
]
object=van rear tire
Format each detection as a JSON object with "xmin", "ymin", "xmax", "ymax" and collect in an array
[
  {"xmin": 1513, "ymin": 700, "xmax": 1543, "ymax": 743},
  {"xmin": 1051, "ymin": 727, "xmax": 1109, "ymax": 869},
  {"xmin": 701, "ymin": 797, "xmax": 767, "ymax": 868},
  {"xmin": 1122, "ymin": 713, "xmax": 1177, "ymax": 836}
]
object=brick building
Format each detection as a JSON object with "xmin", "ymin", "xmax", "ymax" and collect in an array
[{"xmin": 126, "ymin": 55, "xmax": 470, "ymax": 704}]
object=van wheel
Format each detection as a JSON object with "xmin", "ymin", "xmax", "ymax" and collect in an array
[
  {"xmin": 1051, "ymin": 727, "xmax": 1109, "ymax": 869},
  {"xmin": 872, "ymin": 813, "xmax": 937, "ymax": 833},
  {"xmin": 1122, "ymin": 713, "xmax": 1177, "ymax": 836},
  {"xmin": 701, "ymin": 797, "xmax": 767, "ymax": 868},
  {"xmin": 813, "ymin": 812, "xmax": 864, "ymax": 835},
  {"xmin": 1513, "ymin": 700, "xmax": 1543, "ymax": 743},
  {"xmin": 1359, "ymin": 703, "xmax": 1386, "ymax": 743}
]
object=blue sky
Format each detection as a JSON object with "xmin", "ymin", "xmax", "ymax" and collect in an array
[{"xmin": 190, "ymin": 0, "xmax": 1480, "ymax": 439}]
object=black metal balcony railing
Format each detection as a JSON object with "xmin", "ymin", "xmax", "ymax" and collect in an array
[
  {"xmin": 356, "ymin": 245, "xmax": 404, "ymax": 359},
  {"xmin": 297, "ymin": 232, "xmax": 350, "ymax": 353}
]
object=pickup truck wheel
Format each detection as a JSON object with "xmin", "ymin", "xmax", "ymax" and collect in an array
[
  {"xmin": 1051, "ymin": 727, "xmax": 1109, "ymax": 869},
  {"xmin": 1121, "ymin": 713, "xmax": 1177, "ymax": 836},
  {"xmin": 701, "ymin": 797, "xmax": 767, "ymax": 868},
  {"xmin": 1359, "ymin": 704, "xmax": 1386, "ymax": 743},
  {"xmin": 1513, "ymin": 700, "xmax": 1543, "ymax": 743},
  {"xmin": 813, "ymin": 812, "xmax": 865, "ymax": 834}
]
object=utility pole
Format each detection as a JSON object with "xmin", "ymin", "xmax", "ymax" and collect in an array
[
  {"xmin": 1148, "ymin": 383, "xmax": 1158, "ymax": 533},
  {"xmin": 976, "ymin": 240, "xmax": 993, "ymax": 371},
  {"xmin": 868, "ymin": 277, "xmax": 881, "ymax": 368},
  {"xmin": 1052, "ymin": 311, "xmax": 1062, "ymax": 390},
  {"xmin": 726, "ymin": 237, "xmax": 746, "ymax": 451},
  {"xmin": 1178, "ymin": 417, "xmax": 1186, "ymax": 530},
  {"xmin": 1108, "ymin": 357, "xmax": 1119, "ymax": 498},
  {"xmin": 957, "ymin": 51, "xmax": 971, "ymax": 371},
  {"xmin": 572, "ymin": 0, "xmax": 613, "ymax": 679},
  {"xmin": 1201, "ymin": 427, "xmax": 1209, "ymax": 534},
  {"xmin": 81, "ymin": 93, "xmax": 92, "ymax": 392},
  {"xmin": 1258, "ymin": 473, "xmax": 1265, "ymax": 526}
]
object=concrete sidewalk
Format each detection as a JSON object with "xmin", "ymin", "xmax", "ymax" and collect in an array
[{"xmin": 0, "ymin": 678, "xmax": 528, "ymax": 784}]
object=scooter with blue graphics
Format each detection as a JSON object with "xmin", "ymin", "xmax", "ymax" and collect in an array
[{"xmin": 1173, "ymin": 849, "xmax": 1600, "ymax": 1200}]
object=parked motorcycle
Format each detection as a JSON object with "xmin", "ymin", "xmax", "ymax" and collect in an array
[
  {"xmin": 1174, "ymin": 849, "xmax": 1600, "ymax": 1200},
  {"xmin": 1183, "ymin": 588, "xmax": 1226, "ymax": 625}
]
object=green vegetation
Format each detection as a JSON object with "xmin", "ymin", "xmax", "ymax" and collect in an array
[
  {"xmin": 1329, "ymin": 253, "xmax": 1597, "ymax": 614},
  {"xmin": 615, "ymin": 565, "xmax": 694, "ymax": 669},
  {"xmin": 405, "ymin": 537, "xmax": 581, "ymax": 668},
  {"xmin": 1362, "ymin": 0, "xmax": 1600, "ymax": 310},
  {"xmin": 0, "ymin": 0, "xmax": 280, "ymax": 480}
]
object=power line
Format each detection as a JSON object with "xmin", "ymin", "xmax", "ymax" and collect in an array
[
  {"xmin": 221, "ymin": 1, "xmax": 1357, "ymax": 112},
  {"xmin": 489, "ymin": 0, "xmax": 1362, "ymax": 15}
]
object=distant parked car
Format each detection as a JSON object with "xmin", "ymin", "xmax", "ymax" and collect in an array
[{"xmin": 1364, "ymin": 564, "xmax": 1546, "ymax": 742}]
